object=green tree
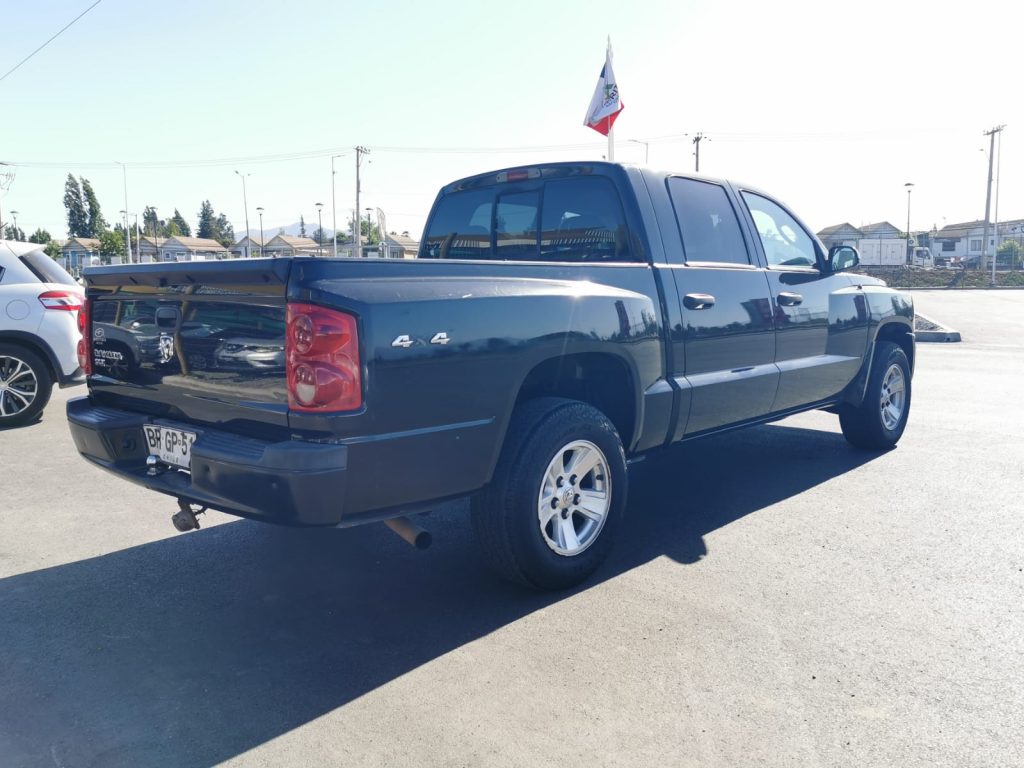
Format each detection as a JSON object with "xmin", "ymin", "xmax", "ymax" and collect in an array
[
  {"xmin": 197, "ymin": 200, "xmax": 215, "ymax": 239},
  {"xmin": 299, "ymin": 215, "xmax": 307, "ymax": 238},
  {"xmin": 170, "ymin": 208, "xmax": 191, "ymax": 237},
  {"xmin": 28, "ymin": 228, "xmax": 51, "ymax": 244},
  {"xmin": 45, "ymin": 240, "xmax": 62, "ymax": 260},
  {"xmin": 359, "ymin": 217, "xmax": 381, "ymax": 245},
  {"xmin": 997, "ymin": 239, "xmax": 1021, "ymax": 268},
  {"xmin": 81, "ymin": 177, "xmax": 107, "ymax": 236},
  {"xmin": 143, "ymin": 206, "xmax": 164, "ymax": 239},
  {"xmin": 63, "ymin": 173, "xmax": 88, "ymax": 236},
  {"xmin": 213, "ymin": 213, "xmax": 234, "ymax": 248},
  {"xmin": 3, "ymin": 224, "xmax": 25, "ymax": 240},
  {"xmin": 99, "ymin": 229, "xmax": 125, "ymax": 261}
]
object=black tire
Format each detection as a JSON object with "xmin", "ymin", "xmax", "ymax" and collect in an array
[
  {"xmin": 839, "ymin": 341, "xmax": 911, "ymax": 450},
  {"xmin": 471, "ymin": 397, "xmax": 628, "ymax": 590},
  {"xmin": 0, "ymin": 343, "xmax": 53, "ymax": 428}
]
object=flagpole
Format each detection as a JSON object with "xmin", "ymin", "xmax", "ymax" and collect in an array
[{"xmin": 607, "ymin": 36, "xmax": 615, "ymax": 161}]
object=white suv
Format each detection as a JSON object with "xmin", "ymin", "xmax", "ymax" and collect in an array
[{"xmin": 0, "ymin": 240, "xmax": 85, "ymax": 426}]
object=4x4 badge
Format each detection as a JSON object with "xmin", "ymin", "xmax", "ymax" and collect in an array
[{"xmin": 391, "ymin": 332, "xmax": 451, "ymax": 348}]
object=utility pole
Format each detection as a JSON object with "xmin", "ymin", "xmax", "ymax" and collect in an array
[
  {"xmin": 117, "ymin": 162, "xmax": 131, "ymax": 262},
  {"xmin": 904, "ymin": 182, "xmax": 914, "ymax": 264},
  {"xmin": 692, "ymin": 132, "xmax": 708, "ymax": 173},
  {"xmin": 980, "ymin": 125, "xmax": 1004, "ymax": 271},
  {"xmin": 992, "ymin": 128, "xmax": 1004, "ymax": 285},
  {"xmin": 331, "ymin": 154, "xmax": 345, "ymax": 258},
  {"xmin": 354, "ymin": 146, "xmax": 370, "ymax": 258},
  {"xmin": 234, "ymin": 170, "xmax": 251, "ymax": 257}
]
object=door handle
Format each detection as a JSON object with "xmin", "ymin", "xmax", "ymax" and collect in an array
[
  {"xmin": 683, "ymin": 293, "xmax": 716, "ymax": 310},
  {"xmin": 777, "ymin": 292, "xmax": 803, "ymax": 307}
]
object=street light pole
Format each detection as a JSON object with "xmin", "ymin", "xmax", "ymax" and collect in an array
[
  {"xmin": 628, "ymin": 139, "xmax": 649, "ymax": 164},
  {"xmin": 365, "ymin": 207, "xmax": 373, "ymax": 256},
  {"xmin": 904, "ymin": 182, "xmax": 914, "ymax": 264},
  {"xmin": 315, "ymin": 203, "xmax": 324, "ymax": 257},
  {"xmin": 256, "ymin": 207, "xmax": 265, "ymax": 258},
  {"xmin": 234, "ymin": 170, "xmax": 251, "ymax": 257}
]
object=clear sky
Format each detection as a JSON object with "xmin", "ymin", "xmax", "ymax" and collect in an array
[{"xmin": 1, "ymin": 0, "xmax": 1021, "ymax": 242}]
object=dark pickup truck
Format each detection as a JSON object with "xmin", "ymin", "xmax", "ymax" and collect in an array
[{"xmin": 68, "ymin": 162, "xmax": 914, "ymax": 589}]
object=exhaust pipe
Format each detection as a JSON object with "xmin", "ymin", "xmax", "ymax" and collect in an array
[{"xmin": 384, "ymin": 516, "xmax": 432, "ymax": 550}]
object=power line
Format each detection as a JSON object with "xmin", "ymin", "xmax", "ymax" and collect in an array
[
  {"xmin": 0, "ymin": 0, "xmax": 104, "ymax": 84},
  {"xmin": 0, "ymin": 127, "xmax": 973, "ymax": 171}
]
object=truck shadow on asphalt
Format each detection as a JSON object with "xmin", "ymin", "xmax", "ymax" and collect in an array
[{"xmin": 0, "ymin": 423, "xmax": 878, "ymax": 767}]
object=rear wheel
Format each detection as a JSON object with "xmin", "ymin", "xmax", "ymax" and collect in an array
[
  {"xmin": 471, "ymin": 398, "xmax": 627, "ymax": 590},
  {"xmin": 839, "ymin": 341, "xmax": 911, "ymax": 450},
  {"xmin": 0, "ymin": 344, "xmax": 53, "ymax": 428}
]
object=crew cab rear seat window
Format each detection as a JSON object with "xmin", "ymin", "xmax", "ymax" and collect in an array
[
  {"xmin": 424, "ymin": 176, "xmax": 633, "ymax": 262},
  {"xmin": 667, "ymin": 177, "xmax": 750, "ymax": 266}
]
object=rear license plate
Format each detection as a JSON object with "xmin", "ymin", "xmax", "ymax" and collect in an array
[{"xmin": 143, "ymin": 425, "xmax": 196, "ymax": 469}]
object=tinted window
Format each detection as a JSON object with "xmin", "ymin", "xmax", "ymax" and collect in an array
[
  {"xmin": 742, "ymin": 192, "xmax": 818, "ymax": 268},
  {"xmin": 422, "ymin": 188, "xmax": 494, "ymax": 259},
  {"xmin": 496, "ymin": 191, "xmax": 539, "ymax": 259},
  {"xmin": 667, "ymin": 178, "xmax": 749, "ymax": 265},
  {"xmin": 19, "ymin": 250, "xmax": 78, "ymax": 285},
  {"xmin": 540, "ymin": 177, "xmax": 631, "ymax": 262},
  {"xmin": 423, "ymin": 176, "xmax": 633, "ymax": 262}
]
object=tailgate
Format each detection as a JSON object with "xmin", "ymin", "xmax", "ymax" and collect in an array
[{"xmin": 85, "ymin": 259, "xmax": 291, "ymax": 438}]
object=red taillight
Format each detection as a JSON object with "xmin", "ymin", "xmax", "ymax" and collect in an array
[
  {"xmin": 38, "ymin": 290, "xmax": 83, "ymax": 311},
  {"xmin": 76, "ymin": 297, "xmax": 92, "ymax": 375},
  {"xmin": 286, "ymin": 303, "xmax": 361, "ymax": 412}
]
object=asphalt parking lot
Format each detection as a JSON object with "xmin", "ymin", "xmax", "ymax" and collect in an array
[{"xmin": 1, "ymin": 290, "xmax": 1021, "ymax": 768}]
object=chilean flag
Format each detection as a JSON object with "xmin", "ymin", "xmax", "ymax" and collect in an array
[{"xmin": 584, "ymin": 47, "xmax": 623, "ymax": 136}]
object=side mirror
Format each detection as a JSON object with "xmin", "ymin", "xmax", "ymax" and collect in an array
[{"xmin": 829, "ymin": 245, "xmax": 860, "ymax": 273}]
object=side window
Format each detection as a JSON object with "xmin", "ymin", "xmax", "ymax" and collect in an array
[
  {"xmin": 667, "ymin": 177, "xmax": 749, "ymax": 265},
  {"xmin": 742, "ymin": 192, "xmax": 818, "ymax": 269},
  {"xmin": 540, "ymin": 177, "xmax": 631, "ymax": 262},
  {"xmin": 495, "ymin": 191, "xmax": 539, "ymax": 259},
  {"xmin": 422, "ymin": 188, "xmax": 494, "ymax": 259}
]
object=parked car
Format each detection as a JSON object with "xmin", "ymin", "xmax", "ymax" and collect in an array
[
  {"xmin": 67, "ymin": 163, "xmax": 915, "ymax": 589},
  {"xmin": 0, "ymin": 241, "xmax": 85, "ymax": 426}
]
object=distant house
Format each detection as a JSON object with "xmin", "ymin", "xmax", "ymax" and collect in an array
[
  {"xmin": 61, "ymin": 237, "xmax": 101, "ymax": 275},
  {"xmin": 816, "ymin": 223, "xmax": 863, "ymax": 250},
  {"xmin": 382, "ymin": 232, "xmax": 419, "ymax": 259},
  {"xmin": 230, "ymin": 235, "xmax": 266, "ymax": 259},
  {"xmin": 139, "ymin": 235, "xmax": 229, "ymax": 262},
  {"xmin": 932, "ymin": 218, "xmax": 1024, "ymax": 261},
  {"xmin": 263, "ymin": 234, "xmax": 320, "ymax": 257},
  {"xmin": 858, "ymin": 221, "xmax": 902, "ymax": 240}
]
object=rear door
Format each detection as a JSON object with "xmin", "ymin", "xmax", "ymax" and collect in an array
[
  {"xmin": 736, "ymin": 190, "xmax": 869, "ymax": 411},
  {"xmin": 664, "ymin": 177, "xmax": 778, "ymax": 435}
]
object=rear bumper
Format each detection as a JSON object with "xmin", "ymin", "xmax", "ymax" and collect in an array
[{"xmin": 66, "ymin": 396, "xmax": 349, "ymax": 526}]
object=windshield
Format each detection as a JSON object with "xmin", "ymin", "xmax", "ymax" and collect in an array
[{"xmin": 19, "ymin": 250, "xmax": 78, "ymax": 286}]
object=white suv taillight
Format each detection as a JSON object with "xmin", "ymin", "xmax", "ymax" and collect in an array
[
  {"xmin": 38, "ymin": 290, "xmax": 83, "ymax": 311},
  {"xmin": 286, "ymin": 303, "xmax": 361, "ymax": 412},
  {"xmin": 76, "ymin": 297, "xmax": 92, "ymax": 375}
]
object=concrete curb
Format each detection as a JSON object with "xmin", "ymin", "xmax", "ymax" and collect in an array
[{"xmin": 914, "ymin": 312, "xmax": 961, "ymax": 343}]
